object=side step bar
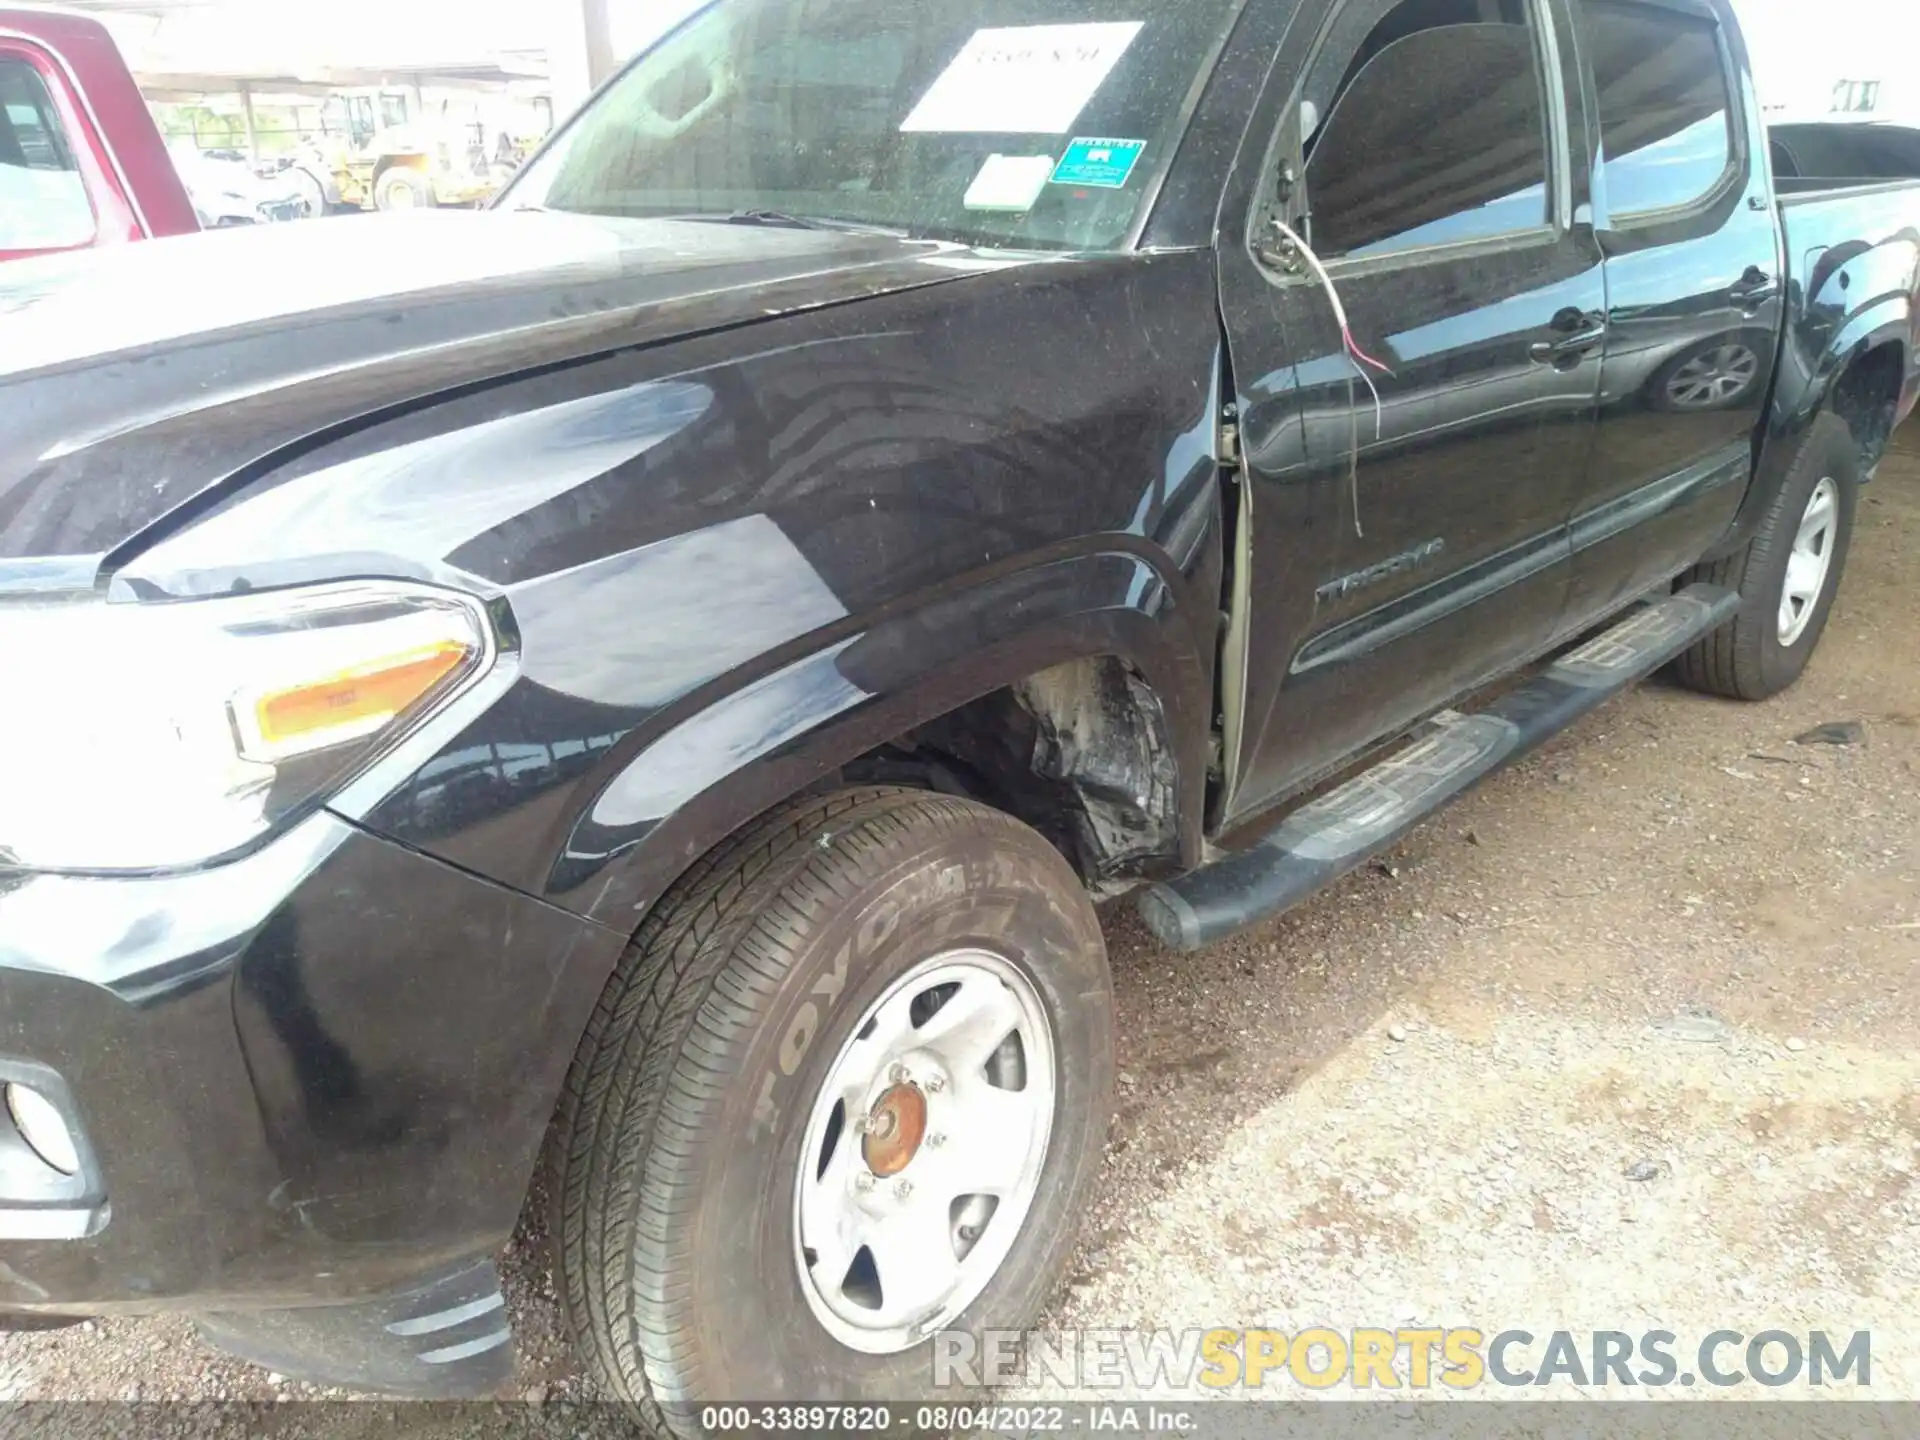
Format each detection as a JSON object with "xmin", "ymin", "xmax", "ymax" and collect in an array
[{"xmin": 1137, "ymin": 584, "xmax": 1739, "ymax": 952}]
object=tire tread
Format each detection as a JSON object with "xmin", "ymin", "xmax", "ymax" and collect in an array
[
  {"xmin": 550, "ymin": 787, "xmax": 1052, "ymax": 1436},
  {"xmin": 1672, "ymin": 413, "xmax": 1856, "ymax": 701}
]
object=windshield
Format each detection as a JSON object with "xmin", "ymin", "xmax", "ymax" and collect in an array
[{"xmin": 506, "ymin": 0, "xmax": 1244, "ymax": 251}]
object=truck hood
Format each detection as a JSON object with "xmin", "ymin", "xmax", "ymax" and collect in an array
[{"xmin": 0, "ymin": 209, "xmax": 983, "ymax": 569}]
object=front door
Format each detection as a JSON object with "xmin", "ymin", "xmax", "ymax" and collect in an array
[
  {"xmin": 1561, "ymin": 0, "xmax": 1785, "ymax": 626},
  {"xmin": 1217, "ymin": 0, "xmax": 1606, "ymax": 825}
]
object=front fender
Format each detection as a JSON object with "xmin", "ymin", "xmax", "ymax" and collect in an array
[
  {"xmin": 112, "ymin": 246, "xmax": 1230, "ymax": 928},
  {"xmin": 554, "ymin": 543, "xmax": 1215, "ymax": 927}
]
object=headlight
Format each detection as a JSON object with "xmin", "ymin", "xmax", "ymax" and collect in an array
[{"xmin": 0, "ymin": 583, "xmax": 491, "ymax": 874}]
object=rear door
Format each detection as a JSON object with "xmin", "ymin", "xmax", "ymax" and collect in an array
[
  {"xmin": 1560, "ymin": 0, "xmax": 1784, "ymax": 624},
  {"xmin": 1217, "ymin": 0, "xmax": 1607, "ymax": 825}
]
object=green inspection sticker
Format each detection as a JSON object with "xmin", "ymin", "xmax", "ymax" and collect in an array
[{"xmin": 1049, "ymin": 138, "xmax": 1147, "ymax": 189}]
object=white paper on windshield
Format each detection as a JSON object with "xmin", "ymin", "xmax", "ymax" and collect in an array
[
  {"xmin": 900, "ymin": 22, "xmax": 1144, "ymax": 135},
  {"xmin": 964, "ymin": 155, "xmax": 1057, "ymax": 211}
]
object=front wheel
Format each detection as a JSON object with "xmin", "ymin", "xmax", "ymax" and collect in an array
[
  {"xmin": 374, "ymin": 167, "xmax": 434, "ymax": 211},
  {"xmin": 1672, "ymin": 412, "xmax": 1858, "ymax": 699},
  {"xmin": 286, "ymin": 166, "xmax": 330, "ymax": 218},
  {"xmin": 552, "ymin": 788, "xmax": 1113, "ymax": 1435}
]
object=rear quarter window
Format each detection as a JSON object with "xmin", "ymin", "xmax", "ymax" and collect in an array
[{"xmin": 0, "ymin": 54, "xmax": 96, "ymax": 252}]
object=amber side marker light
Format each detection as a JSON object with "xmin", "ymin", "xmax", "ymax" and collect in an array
[{"xmin": 247, "ymin": 639, "xmax": 475, "ymax": 761}]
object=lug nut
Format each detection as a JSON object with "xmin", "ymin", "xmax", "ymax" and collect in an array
[
  {"xmin": 894, "ymin": 1179, "xmax": 914, "ymax": 1199},
  {"xmin": 854, "ymin": 1172, "xmax": 874, "ymax": 1192},
  {"xmin": 851, "ymin": 1113, "xmax": 870, "ymax": 1135},
  {"xmin": 924, "ymin": 1075, "xmax": 946, "ymax": 1094},
  {"xmin": 889, "ymin": 1063, "xmax": 910, "ymax": 1084},
  {"xmin": 926, "ymin": 1133, "xmax": 946, "ymax": 1149}
]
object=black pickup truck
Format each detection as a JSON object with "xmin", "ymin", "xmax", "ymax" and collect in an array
[{"xmin": 2, "ymin": 0, "xmax": 1917, "ymax": 1422}]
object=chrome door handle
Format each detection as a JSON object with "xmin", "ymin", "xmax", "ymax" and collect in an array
[
  {"xmin": 1730, "ymin": 269, "xmax": 1780, "ymax": 309},
  {"xmin": 1530, "ymin": 323, "xmax": 1607, "ymax": 363}
]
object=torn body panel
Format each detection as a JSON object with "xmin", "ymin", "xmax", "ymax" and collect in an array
[{"xmin": 1015, "ymin": 658, "xmax": 1181, "ymax": 896}]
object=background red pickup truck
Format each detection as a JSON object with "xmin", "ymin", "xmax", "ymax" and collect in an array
[{"xmin": 1, "ymin": 6, "xmax": 196, "ymax": 262}]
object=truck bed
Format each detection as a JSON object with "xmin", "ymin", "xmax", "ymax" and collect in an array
[
  {"xmin": 1773, "ymin": 178, "xmax": 1920, "ymax": 439},
  {"xmin": 1776, "ymin": 175, "xmax": 1920, "ymax": 201},
  {"xmin": 1770, "ymin": 121, "xmax": 1920, "ymax": 188}
]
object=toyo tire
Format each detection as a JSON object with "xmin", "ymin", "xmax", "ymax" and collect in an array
[
  {"xmin": 550, "ymin": 787, "xmax": 1113, "ymax": 1436},
  {"xmin": 1672, "ymin": 412, "xmax": 1858, "ymax": 700}
]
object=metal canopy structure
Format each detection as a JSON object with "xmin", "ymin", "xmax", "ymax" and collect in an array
[
  {"xmin": 61, "ymin": 0, "xmax": 557, "ymax": 92},
  {"xmin": 133, "ymin": 70, "xmax": 542, "ymax": 102},
  {"xmin": 53, "ymin": 0, "xmax": 702, "ymax": 124}
]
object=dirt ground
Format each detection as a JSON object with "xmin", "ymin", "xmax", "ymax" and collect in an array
[{"xmin": 4, "ymin": 426, "xmax": 1916, "ymax": 1409}]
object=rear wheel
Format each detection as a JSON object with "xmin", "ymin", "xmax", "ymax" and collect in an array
[
  {"xmin": 552, "ymin": 787, "xmax": 1113, "ymax": 1436},
  {"xmin": 1672, "ymin": 412, "xmax": 1858, "ymax": 699}
]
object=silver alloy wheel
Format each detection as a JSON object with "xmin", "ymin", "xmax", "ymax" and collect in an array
[
  {"xmin": 1779, "ymin": 476, "xmax": 1840, "ymax": 646},
  {"xmin": 1665, "ymin": 342, "xmax": 1760, "ymax": 409},
  {"xmin": 793, "ymin": 948, "xmax": 1055, "ymax": 1353}
]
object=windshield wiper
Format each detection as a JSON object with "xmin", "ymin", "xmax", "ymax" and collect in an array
[
  {"xmin": 719, "ymin": 209, "xmax": 833, "ymax": 230},
  {"xmin": 673, "ymin": 209, "xmax": 909, "ymax": 237}
]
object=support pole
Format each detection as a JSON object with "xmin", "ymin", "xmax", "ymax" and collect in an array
[
  {"xmin": 240, "ymin": 81, "xmax": 259, "ymax": 163},
  {"xmin": 547, "ymin": 0, "xmax": 616, "ymax": 122}
]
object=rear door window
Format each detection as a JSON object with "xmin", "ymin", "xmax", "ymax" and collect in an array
[
  {"xmin": 1582, "ymin": 0, "xmax": 1736, "ymax": 219},
  {"xmin": 0, "ymin": 53, "xmax": 96, "ymax": 252}
]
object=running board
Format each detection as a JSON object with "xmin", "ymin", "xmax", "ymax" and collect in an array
[{"xmin": 1137, "ymin": 584, "xmax": 1739, "ymax": 952}]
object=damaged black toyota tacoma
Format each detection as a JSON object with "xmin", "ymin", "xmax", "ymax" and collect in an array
[{"xmin": 2, "ymin": 0, "xmax": 1917, "ymax": 1427}]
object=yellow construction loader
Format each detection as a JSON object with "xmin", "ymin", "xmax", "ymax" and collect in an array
[{"xmin": 287, "ymin": 92, "xmax": 502, "ymax": 213}]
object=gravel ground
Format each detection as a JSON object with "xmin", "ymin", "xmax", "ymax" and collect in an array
[{"xmin": 4, "ymin": 427, "xmax": 1916, "ymax": 1411}]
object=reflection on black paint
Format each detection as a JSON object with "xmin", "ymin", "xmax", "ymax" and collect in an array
[
  {"xmin": 240, "ymin": 906, "xmax": 399, "ymax": 1156},
  {"xmin": 1306, "ymin": 19, "xmax": 1550, "ymax": 260},
  {"xmin": 1585, "ymin": 0, "xmax": 1733, "ymax": 220},
  {"xmin": 376, "ymin": 681, "xmax": 635, "ymax": 844},
  {"xmin": 403, "ymin": 730, "xmax": 629, "ymax": 836},
  {"xmin": 558, "ymin": 638, "xmax": 870, "ymax": 885}
]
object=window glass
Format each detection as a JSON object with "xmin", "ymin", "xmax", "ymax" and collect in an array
[
  {"xmin": 1585, "ymin": 1, "xmax": 1734, "ymax": 217},
  {"xmin": 1304, "ymin": 0, "xmax": 1550, "ymax": 260},
  {"xmin": 508, "ymin": 0, "xmax": 1246, "ymax": 252},
  {"xmin": 0, "ymin": 57, "xmax": 95, "ymax": 252}
]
